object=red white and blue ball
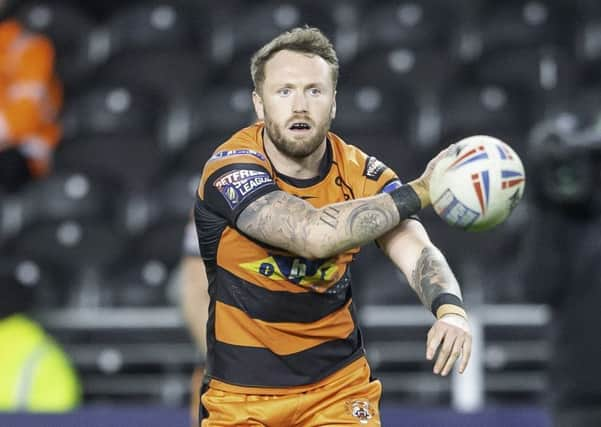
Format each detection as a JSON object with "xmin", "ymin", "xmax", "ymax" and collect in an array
[{"xmin": 429, "ymin": 135, "xmax": 526, "ymax": 231}]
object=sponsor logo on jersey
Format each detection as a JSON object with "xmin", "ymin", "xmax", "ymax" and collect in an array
[
  {"xmin": 213, "ymin": 169, "xmax": 273, "ymax": 208},
  {"xmin": 346, "ymin": 399, "xmax": 374, "ymax": 424},
  {"xmin": 240, "ymin": 255, "xmax": 339, "ymax": 290},
  {"xmin": 209, "ymin": 149, "xmax": 266, "ymax": 162},
  {"xmin": 363, "ymin": 156, "xmax": 387, "ymax": 180},
  {"xmin": 434, "ymin": 189, "xmax": 480, "ymax": 228}
]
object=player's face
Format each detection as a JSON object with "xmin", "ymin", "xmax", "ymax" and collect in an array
[{"xmin": 253, "ymin": 50, "xmax": 336, "ymax": 158}]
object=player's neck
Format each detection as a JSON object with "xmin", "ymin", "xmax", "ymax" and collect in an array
[{"xmin": 263, "ymin": 135, "xmax": 327, "ymax": 180}]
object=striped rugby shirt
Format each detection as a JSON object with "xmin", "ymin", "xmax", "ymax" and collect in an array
[{"xmin": 195, "ymin": 122, "xmax": 404, "ymax": 394}]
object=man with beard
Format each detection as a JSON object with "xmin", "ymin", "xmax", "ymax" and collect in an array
[{"xmin": 193, "ymin": 27, "xmax": 471, "ymax": 425}]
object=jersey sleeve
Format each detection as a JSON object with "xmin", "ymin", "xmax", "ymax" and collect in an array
[
  {"xmin": 355, "ymin": 151, "xmax": 420, "ymax": 222},
  {"xmin": 198, "ymin": 149, "xmax": 279, "ymax": 225},
  {"xmin": 359, "ymin": 155, "xmax": 403, "ymax": 197}
]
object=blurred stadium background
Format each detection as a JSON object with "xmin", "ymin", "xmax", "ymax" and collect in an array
[{"xmin": 1, "ymin": 0, "xmax": 601, "ymax": 425}]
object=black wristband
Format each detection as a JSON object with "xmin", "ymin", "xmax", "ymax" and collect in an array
[
  {"xmin": 431, "ymin": 293, "xmax": 465, "ymax": 317},
  {"xmin": 389, "ymin": 184, "xmax": 422, "ymax": 220}
]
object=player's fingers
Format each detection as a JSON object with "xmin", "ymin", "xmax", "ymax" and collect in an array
[
  {"xmin": 441, "ymin": 337, "xmax": 464, "ymax": 376},
  {"xmin": 458, "ymin": 335, "xmax": 473, "ymax": 374},
  {"xmin": 434, "ymin": 333, "xmax": 456, "ymax": 375},
  {"xmin": 426, "ymin": 326, "xmax": 444, "ymax": 360}
]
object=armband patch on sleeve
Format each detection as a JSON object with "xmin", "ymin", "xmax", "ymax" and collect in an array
[
  {"xmin": 380, "ymin": 179, "xmax": 403, "ymax": 194},
  {"xmin": 363, "ymin": 156, "xmax": 387, "ymax": 181},
  {"xmin": 213, "ymin": 169, "xmax": 274, "ymax": 209},
  {"xmin": 209, "ymin": 149, "xmax": 266, "ymax": 162}
]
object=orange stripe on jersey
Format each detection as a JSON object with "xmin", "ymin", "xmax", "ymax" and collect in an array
[{"xmin": 215, "ymin": 299, "xmax": 355, "ymax": 356}]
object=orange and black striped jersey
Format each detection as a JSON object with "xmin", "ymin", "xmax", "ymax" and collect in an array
[{"xmin": 195, "ymin": 122, "xmax": 405, "ymax": 394}]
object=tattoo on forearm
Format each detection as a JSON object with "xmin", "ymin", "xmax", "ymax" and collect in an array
[
  {"xmin": 237, "ymin": 190, "xmax": 402, "ymax": 258},
  {"xmin": 411, "ymin": 247, "xmax": 461, "ymax": 309},
  {"xmin": 347, "ymin": 204, "xmax": 394, "ymax": 240},
  {"xmin": 320, "ymin": 206, "xmax": 340, "ymax": 229}
]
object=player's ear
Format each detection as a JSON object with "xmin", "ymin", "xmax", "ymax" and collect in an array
[
  {"xmin": 252, "ymin": 90, "xmax": 265, "ymax": 121},
  {"xmin": 330, "ymin": 91, "xmax": 337, "ymax": 120}
]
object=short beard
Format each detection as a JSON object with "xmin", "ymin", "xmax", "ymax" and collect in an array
[{"xmin": 264, "ymin": 114, "xmax": 332, "ymax": 159}]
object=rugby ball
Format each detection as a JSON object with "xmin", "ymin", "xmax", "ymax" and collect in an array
[{"xmin": 429, "ymin": 135, "xmax": 526, "ymax": 231}]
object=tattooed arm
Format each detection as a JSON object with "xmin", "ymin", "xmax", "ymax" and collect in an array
[
  {"xmin": 378, "ymin": 220, "xmax": 472, "ymax": 376},
  {"xmin": 236, "ymin": 143, "xmax": 455, "ymax": 259},
  {"xmin": 236, "ymin": 189, "xmax": 404, "ymax": 259},
  {"xmin": 377, "ymin": 220, "xmax": 461, "ymax": 306}
]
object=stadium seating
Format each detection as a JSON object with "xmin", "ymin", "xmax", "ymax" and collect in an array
[
  {"xmin": 61, "ymin": 83, "xmax": 165, "ymax": 139},
  {"xmin": 2, "ymin": 0, "xmax": 596, "ymax": 408}
]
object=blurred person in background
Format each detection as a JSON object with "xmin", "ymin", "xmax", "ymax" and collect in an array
[
  {"xmin": 0, "ymin": 269, "xmax": 81, "ymax": 411},
  {"xmin": 524, "ymin": 115, "xmax": 601, "ymax": 427},
  {"xmin": 193, "ymin": 27, "xmax": 471, "ymax": 426},
  {"xmin": 0, "ymin": 16, "xmax": 63, "ymax": 193},
  {"xmin": 179, "ymin": 219, "xmax": 210, "ymax": 427}
]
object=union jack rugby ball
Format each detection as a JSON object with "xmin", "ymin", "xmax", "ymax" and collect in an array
[{"xmin": 429, "ymin": 135, "xmax": 526, "ymax": 231}]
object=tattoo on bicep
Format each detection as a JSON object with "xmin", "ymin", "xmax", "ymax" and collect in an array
[
  {"xmin": 320, "ymin": 206, "xmax": 340, "ymax": 229},
  {"xmin": 237, "ymin": 191, "xmax": 313, "ymax": 250},
  {"xmin": 411, "ymin": 247, "xmax": 458, "ymax": 308}
]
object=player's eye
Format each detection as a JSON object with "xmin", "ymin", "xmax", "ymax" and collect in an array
[
  {"xmin": 308, "ymin": 88, "xmax": 321, "ymax": 96},
  {"xmin": 278, "ymin": 88, "xmax": 291, "ymax": 96}
]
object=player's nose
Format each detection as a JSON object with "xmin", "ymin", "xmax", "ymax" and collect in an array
[{"xmin": 292, "ymin": 92, "xmax": 308, "ymax": 113}]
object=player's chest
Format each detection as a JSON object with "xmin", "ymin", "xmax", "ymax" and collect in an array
[{"xmin": 275, "ymin": 173, "xmax": 354, "ymax": 208}]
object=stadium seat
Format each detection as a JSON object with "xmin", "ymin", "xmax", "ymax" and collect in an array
[
  {"xmin": 228, "ymin": 2, "xmax": 335, "ymax": 63},
  {"xmin": 115, "ymin": 170, "xmax": 198, "ymax": 237},
  {"xmin": 176, "ymin": 138, "xmax": 224, "ymax": 173},
  {"xmin": 332, "ymin": 84, "xmax": 410, "ymax": 137},
  {"xmin": 8, "ymin": 173, "xmax": 114, "ymax": 235},
  {"xmin": 15, "ymin": 1, "xmax": 96, "ymax": 84},
  {"xmin": 438, "ymin": 84, "xmax": 528, "ymax": 147},
  {"xmin": 158, "ymin": 85, "xmax": 256, "ymax": 147},
  {"xmin": 123, "ymin": 221, "xmax": 186, "ymax": 268},
  {"xmin": 1, "ymin": 256, "xmax": 67, "ymax": 308},
  {"xmin": 61, "ymin": 83, "xmax": 165, "ymax": 140},
  {"xmin": 479, "ymin": 0, "xmax": 562, "ymax": 53},
  {"xmin": 12, "ymin": 220, "xmax": 123, "ymax": 269},
  {"xmin": 476, "ymin": 47, "xmax": 580, "ymax": 95},
  {"xmin": 357, "ymin": 0, "xmax": 456, "ymax": 53},
  {"xmin": 54, "ymin": 135, "xmax": 165, "ymax": 192},
  {"xmin": 103, "ymin": 258, "xmax": 173, "ymax": 307},
  {"xmin": 344, "ymin": 48, "xmax": 461, "ymax": 95},
  {"xmin": 105, "ymin": 2, "xmax": 198, "ymax": 59},
  {"xmin": 94, "ymin": 50, "xmax": 210, "ymax": 100},
  {"xmin": 11, "ymin": 221, "xmax": 125, "ymax": 308}
]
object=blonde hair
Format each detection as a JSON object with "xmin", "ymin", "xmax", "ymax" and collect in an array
[{"xmin": 250, "ymin": 27, "xmax": 339, "ymax": 94}]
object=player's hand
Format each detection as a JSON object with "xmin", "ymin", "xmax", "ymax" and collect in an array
[
  {"xmin": 426, "ymin": 313, "xmax": 472, "ymax": 376},
  {"xmin": 410, "ymin": 144, "xmax": 458, "ymax": 207}
]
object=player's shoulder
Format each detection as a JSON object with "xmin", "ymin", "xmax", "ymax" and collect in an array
[
  {"xmin": 202, "ymin": 123, "xmax": 270, "ymax": 177},
  {"xmin": 328, "ymin": 131, "xmax": 385, "ymax": 177},
  {"xmin": 211, "ymin": 123, "xmax": 266, "ymax": 159}
]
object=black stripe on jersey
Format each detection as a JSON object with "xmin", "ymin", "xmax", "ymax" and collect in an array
[
  {"xmin": 215, "ymin": 267, "xmax": 351, "ymax": 323},
  {"xmin": 195, "ymin": 197, "xmax": 228, "ymax": 265},
  {"xmin": 209, "ymin": 325, "xmax": 364, "ymax": 387}
]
